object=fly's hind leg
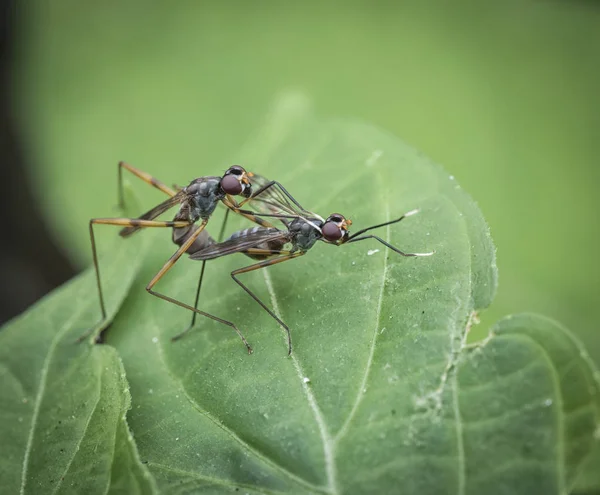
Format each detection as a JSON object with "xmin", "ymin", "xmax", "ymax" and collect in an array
[{"xmin": 76, "ymin": 216, "xmax": 191, "ymax": 343}]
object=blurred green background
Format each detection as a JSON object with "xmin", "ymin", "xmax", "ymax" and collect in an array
[{"xmin": 12, "ymin": 1, "xmax": 600, "ymax": 363}]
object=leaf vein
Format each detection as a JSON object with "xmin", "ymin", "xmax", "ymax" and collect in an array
[
  {"xmin": 50, "ymin": 375, "xmax": 103, "ymax": 495},
  {"xmin": 19, "ymin": 299, "xmax": 95, "ymax": 494},
  {"xmin": 262, "ymin": 270, "xmax": 338, "ymax": 494},
  {"xmin": 333, "ymin": 204, "xmax": 391, "ymax": 444},
  {"xmin": 154, "ymin": 323, "xmax": 325, "ymax": 494},
  {"xmin": 149, "ymin": 462, "xmax": 312, "ymax": 495}
]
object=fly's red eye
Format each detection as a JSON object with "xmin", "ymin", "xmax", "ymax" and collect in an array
[
  {"xmin": 322, "ymin": 222, "xmax": 343, "ymax": 241},
  {"xmin": 221, "ymin": 174, "xmax": 243, "ymax": 195}
]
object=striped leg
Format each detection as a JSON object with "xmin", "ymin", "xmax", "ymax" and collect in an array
[
  {"xmin": 180, "ymin": 208, "xmax": 233, "ymax": 339},
  {"xmin": 146, "ymin": 220, "xmax": 253, "ymax": 354},
  {"xmin": 77, "ymin": 217, "xmax": 191, "ymax": 343},
  {"xmin": 117, "ymin": 161, "xmax": 176, "ymax": 209}
]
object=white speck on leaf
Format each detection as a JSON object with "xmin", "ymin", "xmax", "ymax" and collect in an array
[
  {"xmin": 543, "ymin": 398, "xmax": 553, "ymax": 407},
  {"xmin": 148, "ymin": 389, "xmax": 153, "ymax": 395},
  {"xmin": 367, "ymin": 249, "xmax": 380, "ymax": 256},
  {"xmin": 366, "ymin": 149, "xmax": 383, "ymax": 167},
  {"xmin": 152, "ymin": 337, "xmax": 158, "ymax": 344},
  {"xmin": 303, "ymin": 377, "xmax": 311, "ymax": 384}
]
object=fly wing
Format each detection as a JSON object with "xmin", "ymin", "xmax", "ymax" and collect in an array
[
  {"xmin": 189, "ymin": 228, "xmax": 289, "ymax": 261},
  {"xmin": 247, "ymin": 174, "xmax": 315, "ymax": 225},
  {"xmin": 119, "ymin": 191, "xmax": 185, "ymax": 237}
]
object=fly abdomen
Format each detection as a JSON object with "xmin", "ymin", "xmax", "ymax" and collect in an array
[
  {"xmin": 173, "ymin": 224, "xmax": 215, "ymax": 255},
  {"xmin": 226, "ymin": 226, "xmax": 270, "ymax": 242},
  {"xmin": 228, "ymin": 227, "xmax": 288, "ymax": 259}
]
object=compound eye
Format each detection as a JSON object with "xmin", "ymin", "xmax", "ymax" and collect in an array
[
  {"xmin": 226, "ymin": 165, "xmax": 244, "ymax": 176},
  {"xmin": 322, "ymin": 221, "xmax": 343, "ymax": 241},
  {"xmin": 221, "ymin": 174, "xmax": 243, "ymax": 195}
]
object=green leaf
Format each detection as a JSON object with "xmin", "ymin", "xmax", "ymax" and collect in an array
[
  {"xmin": 110, "ymin": 99, "xmax": 598, "ymax": 493},
  {"xmin": 0, "ymin": 231, "xmax": 156, "ymax": 494},
  {"xmin": 2, "ymin": 98, "xmax": 598, "ymax": 494}
]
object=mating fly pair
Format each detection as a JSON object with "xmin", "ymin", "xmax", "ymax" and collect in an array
[{"xmin": 86, "ymin": 162, "xmax": 433, "ymax": 355}]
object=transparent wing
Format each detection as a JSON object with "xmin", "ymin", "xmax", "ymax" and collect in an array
[
  {"xmin": 189, "ymin": 228, "xmax": 289, "ymax": 261},
  {"xmin": 247, "ymin": 174, "xmax": 316, "ymax": 225}
]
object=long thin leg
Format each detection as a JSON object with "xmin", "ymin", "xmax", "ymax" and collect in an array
[
  {"xmin": 217, "ymin": 208, "xmax": 231, "ymax": 243},
  {"xmin": 222, "ymin": 196, "xmax": 275, "ymax": 229},
  {"xmin": 347, "ymin": 234, "xmax": 434, "ymax": 256},
  {"xmin": 117, "ymin": 161, "xmax": 176, "ymax": 208},
  {"xmin": 183, "ymin": 208, "xmax": 233, "ymax": 335},
  {"xmin": 146, "ymin": 221, "xmax": 253, "ymax": 354},
  {"xmin": 231, "ymin": 251, "xmax": 304, "ymax": 355},
  {"xmin": 77, "ymin": 216, "xmax": 192, "ymax": 343},
  {"xmin": 179, "ymin": 258, "xmax": 208, "ymax": 339},
  {"xmin": 234, "ymin": 208, "xmax": 302, "ymax": 221},
  {"xmin": 238, "ymin": 180, "xmax": 305, "ymax": 211},
  {"xmin": 223, "ymin": 179, "xmax": 312, "ymax": 229}
]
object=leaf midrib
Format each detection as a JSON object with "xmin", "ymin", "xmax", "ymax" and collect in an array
[
  {"xmin": 262, "ymin": 269, "xmax": 338, "ymax": 494},
  {"xmin": 152, "ymin": 319, "xmax": 328, "ymax": 494},
  {"xmin": 333, "ymin": 204, "xmax": 391, "ymax": 444}
]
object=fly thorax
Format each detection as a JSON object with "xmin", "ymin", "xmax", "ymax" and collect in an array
[
  {"xmin": 185, "ymin": 177, "xmax": 222, "ymax": 220},
  {"xmin": 289, "ymin": 218, "xmax": 322, "ymax": 251}
]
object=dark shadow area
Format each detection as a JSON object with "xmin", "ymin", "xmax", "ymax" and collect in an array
[{"xmin": 0, "ymin": 0, "xmax": 76, "ymax": 325}]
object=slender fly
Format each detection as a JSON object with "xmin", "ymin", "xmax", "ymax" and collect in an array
[
  {"xmin": 184, "ymin": 175, "xmax": 434, "ymax": 354},
  {"xmin": 83, "ymin": 162, "xmax": 290, "ymax": 351},
  {"xmin": 84, "ymin": 163, "xmax": 303, "ymax": 352}
]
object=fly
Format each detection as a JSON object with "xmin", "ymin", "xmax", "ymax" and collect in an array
[
  {"xmin": 82, "ymin": 162, "xmax": 289, "ymax": 352},
  {"xmin": 187, "ymin": 204, "xmax": 433, "ymax": 355}
]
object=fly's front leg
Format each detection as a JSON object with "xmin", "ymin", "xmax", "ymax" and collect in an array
[
  {"xmin": 239, "ymin": 180, "xmax": 305, "ymax": 211},
  {"xmin": 117, "ymin": 161, "xmax": 176, "ymax": 209}
]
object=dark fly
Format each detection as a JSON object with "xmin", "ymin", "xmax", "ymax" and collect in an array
[
  {"xmin": 82, "ymin": 162, "xmax": 278, "ymax": 351},
  {"xmin": 188, "ymin": 204, "xmax": 433, "ymax": 355}
]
